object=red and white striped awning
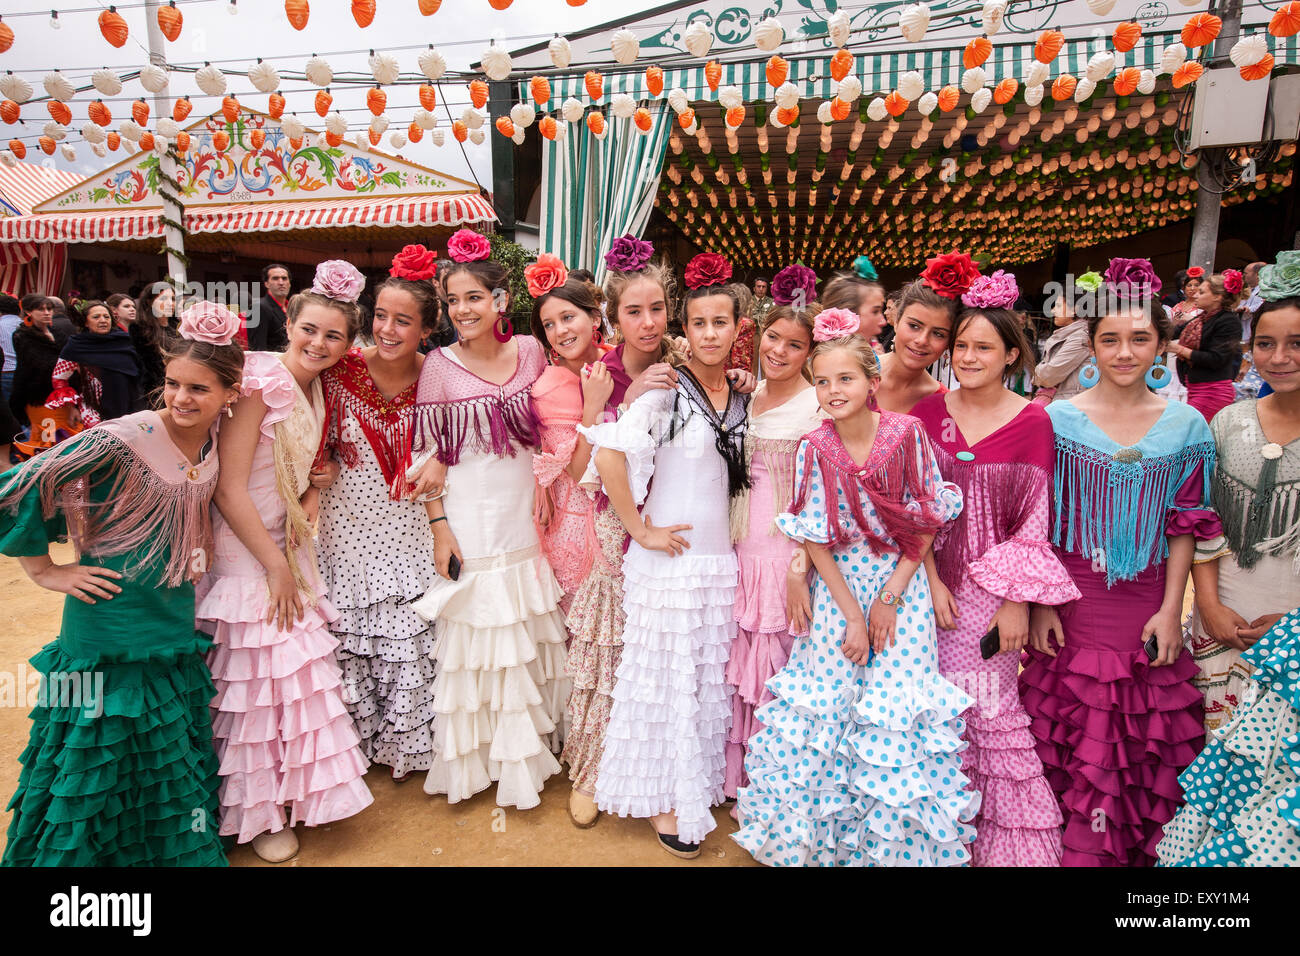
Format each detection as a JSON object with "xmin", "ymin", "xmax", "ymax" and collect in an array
[
  {"xmin": 0, "ymin": 161, "xmax": 84, "ymax": 217},
  {"xmin": 0, "ymin": 191, "xmax": 497, "ymax": 243}
]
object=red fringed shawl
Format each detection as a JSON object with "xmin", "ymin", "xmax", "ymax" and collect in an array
[{"xmin": 321, "ymin": 349, "xmax": 418, "ymax": 500}]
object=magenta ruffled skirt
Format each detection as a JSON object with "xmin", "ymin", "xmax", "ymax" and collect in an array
[
  {"xmin": 1184, "ymin": 380, "xmax": 1235, "ymax": 425},
  {"xmin": 1019, "ymin": 552, "xmax": 1204, "ymax": 866}
]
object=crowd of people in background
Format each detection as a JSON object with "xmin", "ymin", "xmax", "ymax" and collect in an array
[{"xmin": 0, "ymin": 235, "xmax": 1297, "ymax": 870}]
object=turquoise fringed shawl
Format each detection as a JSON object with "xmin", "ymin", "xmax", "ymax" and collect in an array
[{"xmin": 1047, "ymin": 401, "xmax": 1216, "ymax": 586}]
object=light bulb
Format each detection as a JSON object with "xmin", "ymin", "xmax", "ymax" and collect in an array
[{"xmin": 50, "ymin": 10, "xmax": 61, "ymax": 29}]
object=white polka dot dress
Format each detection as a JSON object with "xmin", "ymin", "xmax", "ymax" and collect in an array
[
  {"xmin": 1156, "ymin": 608, "xmax": 1300, "ymax": 867},
  {"xmin": 734, "ymin": 434, "xmax": 980, "ymax": 866}
]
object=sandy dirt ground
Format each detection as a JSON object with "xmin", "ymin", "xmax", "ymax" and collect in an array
[{"xmin": 0, "ymin": 545, "xmax": 753, "ymax": 867}]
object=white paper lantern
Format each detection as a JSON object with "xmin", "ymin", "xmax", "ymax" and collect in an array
[
  {"xmin": 241, "ymin": 62, "xmax": 276, "ymax": 94},
  {"xmin": 611, "ymin": 29, "xmax": 640, "ymax": 64},
  {"xmin": 369, "ymin": 52, "xmax": 400, "ymax": 86},
  {"xmin": 43, "ymin": 121, "xmax": 67, "ymax": 141},
  {"xmin": 157, "ymin": 118, "xmax": 180, "ymax": 138},
  {"xmin": 970, "ymin": 88, "xmax": 992, "ymax": 113},
  {"xmin": 92, "ymin": 69, "xmax": 123, "ymax": 97},
  {"xmin": 429, "ymin": 129, "xmax": 446, "ymax": 147},
  {"xmin": 390, "ymin": 131, "xmax": 407, "ymax": 149},
  {"xmin": 549, "ymin": 36, "xmax": 572, "ymax": 69},
  {"xmin": 481, "ymin": 44, "xmax": 513, "ymax": 82},
  {"xmin": 553, "ymin": 121, "xmax": 567, "ymax": 142},
  {"xmin": 562, "ymin": 97, "xmax": 584, "ymax": 123},
  {"xmin": 961, "ymin": 67, "xmax": 987, "ymax": 94},
  {"xmin": 303, "ymin": 56, "xmax": 333, "ymax": 87},
  {"xmin": 828, "ymin": 10, "xmax": 851, "ymax": 48},
  {"xmin": 0, "ymin": 150, "xmax": 18, "ymax": 167},
  {"xmin": 899, "ymin": 4, "xmax": 930, "ymax": 43},
  {"xmin": 754, "ymin": 17, "xmax": 785, "ymax": 52},
  {"xmin": 92, "ymin": 142, "xmax": 107, "ymax": 158},
  {"xmin": 325, "ymin": 112, "xmax": 348, "ymax": 137},
  {"xmin": 817, "ymin": 101, "xmax": 834, "ymax": 124},
  {"xmin": 610, "ymin": 93, "xmax": 636, "ymax": 119},
  {"xmin": 682, "ymin": 119, "xmax": 698, "ymax": 136},
  {"xmin": 1086, "ymin": 51, "xmax": 1116, "ymax": 82},
  {"xmin": 716, "ymin": 84, "xmax": 741, "ymax": 110},
  {"xmin": 770, "ymin": 108, "xmax": 789, "ymax": 129},
  {"xmin": 43, "ymin": 71, "xmax": 76, "ymax": 102},
  {"xmin": 667, "ymin": 88, "xmax": 689, "ymax": 114},
  {"xmin": 370, "ymin": 114, "xmax": 390, "ymax": 135},
  {"xmin": 1024, "ymin": 84, "xmax": 1044, "ymax": 107},
  {"xmin": 152, "ymin": 136, "xmax": 168, "ymax": 155},
  {"xmin": 60, "ymin": 143, "xmax": 76, "ymax": 161},
  {"xmin": 119, "ymin": 119, "xmax": 143, "ymax": 142},
  {"xmin": 281, "ymin": 115, "xmax": 305, "ymax": 139},
  {"xmin": 1137, "ymin": 69, "xmax": 1157, "ymax": 95},
  {"xmin": 418, "ymin": 47, "xmax": 447, "ymax": 81},
  {"xmin": 510, "ymin": 103, "xmax": 535, "ymax": 128},
  {"xmin": 511, "ymin": 128, "xmax": 526, "ymax": 145},
  {"xmin": 1086, "ymin": 0, "xmax": 1117, "ymax": 14},
  {"xmin": 414, "ymin": 108, "xmax": 437, "ymax": 130},
  {"xmin": 81, "ymin": 123, "xmax": 107, "ymax": 144},
  {"xmin": 1159, "ymin": 43, "xmax": 1187, "ymax": 75},
  {"xmin": 195, "ymin": 63, "xmax": 227, "ymax": 96},
  {"xmin": 1177, "ymin": 0, "xmax": 1200, "ymax": 6},
  {"xmin": 774, "ymin": 82, "xmax": 800, "ymax": 110},
  {"xmin": 470, "ymin": 128, "xmax": 486, "ymax": 145},
  {"xmin": 917, "ymin": 91, "xmax": 939, "ymax": 115},
  {"xmin": 461, "ymin": 108, "xmax": 485, "ymax": 130},
  {"xmin": 867, "ymin": 96, "xmax": 888, "ymax": 122},
  {"xmin": 1074, "ymin": 78, "xmax": 1097, "ymax": 102},
  {"xmin": 1230, "ymin": 35, "xmax": 1269, "ymax": 68},
  {"xmin": 139, "ymin": 63, "xmax": 169, "ymax": 94},
  {"xmin": 0, "ymin": 74, "xmax": 33, "ymax": 104},
  {"xmin": 684, "ymin": 21, "xmax": 713, "ymax": 57},
  {"xmin": 837, "ymin": 75, "xmax": 863, "ymax": 103},
  {"xmin": 982, "ymin": 0, "xmax": 1007, "ymax": 36},
  {"xmin": 897, "ymin": 70, "xmax": 925, "ymax": 101}
]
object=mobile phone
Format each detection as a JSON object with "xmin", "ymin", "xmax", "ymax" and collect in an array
[
  {"xmin": 447, "ymin": 553, "xmax": 462, "ymax": 581},
  {"xmin": 1143, "ymin": 633, "xmax": 1159, "ymax": 662},
  {"xmin": 979, "ymin": 626, "xmax": 1000, "ymax": 660}
]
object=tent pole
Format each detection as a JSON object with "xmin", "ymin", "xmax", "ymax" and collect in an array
[
  {"xmin": 1187, "ymin": 0, "xmax": 1242, "ymax": 272},
  {"xmin": 489, "ymin": 81, "xmax": 516, "ymax": 239},
  {"xmin": 144, "ymin": 0, "xmax": 188, "ymax": 291}
]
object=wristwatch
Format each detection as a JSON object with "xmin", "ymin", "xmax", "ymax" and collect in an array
[{"xmin": 877, "ymin": 590, "xmax": 898, "ymax": 607}]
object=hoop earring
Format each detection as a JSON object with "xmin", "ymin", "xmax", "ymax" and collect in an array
[
  {"xmin": 1078, "ymin": 357, "xmax": 1100, "ymax": 389},
  {"xmin": 592, "ymin": 325, "xmax": 604, "ymax": 346},
  {"xmin": 547, "ymin": 347, "xmax": 561, "ymax": 365},
  {"xmin": 1145, "ymin": 355, "xmax": 1171, "ymax": 390},
  {"xmin": 494, "ymin": 312, "xmax": 513, "ymax": 343}
]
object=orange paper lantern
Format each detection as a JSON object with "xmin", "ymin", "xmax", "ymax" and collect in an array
[
  {"xmin": 325, "ymin": 130, "xmax": 343, "ymax": 147},
  {"xmin": 678, "ymin": 107, "xmax": 696, "ymax": 129},
  {"xmin": 452, "ymin": 119, "xmax": 468, "ymax": 142},
  {"xmin": 724, "ymin": 105, "xmax": 744, "ymax": 128},
  {"xmin": 407, "ymin": 121, "xmax": 423, "ymax": 142},
  {"xmin": 884, "ymin": 91, "xmax": 909, "ymax": 116},
  {"xmin": 964, "ymin": 36, "xmax": 992, "ymax": 69},
  {"xmin": 1181, "ymin": 13, "xmax": 1222, "ymax": 49},
  {"xmin": 0, "ymin": 21, "xmax": 12, "ymax": 55},
  {"xmin": 213, "ymin": 130, "xmax": 229, "ymax": 152},
  {"xmin": 88, "ymin": 100, "xmax": 112, "ymax": 127},
  {"xmin": 250, "ymin": 128, "xmax": 266, "ymax": 149},
  {"xmin": 766, "ymin": 55, "xmax": 789, "ymax": 88},
  {"xmin": 489, "ymin": 0, "xmax": 514, "ymax": 8},
  {"xmin": 585, "ymin": 71, "xmax": 604, "ymax": 101},
  {"xmin": 285, "ymin": 0, "xmax": 309, "ymax": 31},
  {"xmin": 133, "ymin": 99, "xmax": 150, "ymax": 126},
  {"xmin": 776, "ymin": 105, "xmax": 800, "ymax": 126},
  {"xmin": 1112, "ymin": 21, "xmax": 1142, "ymax": 53},
  {"xmin": 176, "ymin": 130, "xmax": 190, "ymax": 152},
  {"xmin": 366, "ymin": 87, "xmax": 387, "ymax": 116},
  {"xmin": 9, "ymin": 139, "xmax": 26, "ymax": 159},
  {"xmin": 634, "ymin": 107, "xmax": 653, "ymax": 132},
  {"xmin": 1240, "ymin": 53, "xmax": 1274, "ymax": 81},
  {"xmin": 1034, "ymin": 29, "xmax": 1065, "ymax": 64},
  {"xmin": 471, "ymin": 80, "xmax": 491, "ymax": 109},
  {"xmin": 315, "ymin": 90, "xmax": 333, "ymax": 117},
  {"xmin": 368, "ymin": 129, "xmax": 381, "ymax": 146},
  {"xmin": 1171, "ymin": 61, "xmax": 1204, "ymax": 88},
  {"xmin": 419, "ymin": 0, "xmax": 442, "ymax": 14},
  {"xmin": 268, "ymin": 92, "xmax": 286, "ymax": 118},
  {"xmin": 528, "ymin": 76, "xmax": 550, "ymax": 107},
  {"xmin": 495, "ymin": 115, "xmax": 515, "ymax": 137},
  {"xmin": 586, "ymin": 112, "xmax": 605, "ymax": 136},
  {"xmin": 99, "ymin": 7, "xmax": 129, "ymax": 48},
  {"xmin": 538, "ymin": 115, "xmax": 557, "ymax": 140},
  {"xmin": 222, "ymin": 95, "xmax": 240, "ymax": 124},
  {"xmin": 1112, "ymin": 67, "xmax": 1141, "ymax": 96},
  {"xmin": 645, "ymin": 65, "xmax": 664, "ymax": 97},
  {"xmin": 0, "ymin": 100, "xmax": 19, "ymax": 125},
  {"xmin": 705, "ymin": 61, "xmax": 722, "ymax": 92},
  {"xmin": 419, "ymin": 85, "xmax": 437, "ymax": 111},
  {"xmin": 992, "ymin": 78, "xmax": 1018, "ymax": 105},
  {"xmin": 1051, "ymin": 74, "xmax": 1077, "ymax": 101},
  {"xmin": 157, "ymin": 2, "xmax": 183, "ymax": 42},
  {"xmin": 106, "ymin": 132, "xmax": 120, "ymax": 152},
  {"xmin": 289, "ymin": 135, "xmax": 303, "ymax": 150},
  {"xmin": 39, "ymin": 135, "xmax": 56, "ymax": 155},
  {"xmin": 138, "ymin": 131, "xmax": 155, "ymax": 151},
  {"xmin": 827, "ymin": 50, "xmax": 852, "ymax": 83},
  {"xmin": 830, "ymin": 97, "xmax": 852, "ymax": 121},
  {"xmin": 352, "ymin": 0, "xmax": 375, "ymax": 28},
  {"xmin": 46, "ymin": 101, "xmax": 71, "ymax": 126},
  {"xmin": 173, "ymin": 97, "xmax": 192, "ymax": 122},
  {"xmin": 1269, "ymin": 1, "xmax": 1300, "ymax": 38}
]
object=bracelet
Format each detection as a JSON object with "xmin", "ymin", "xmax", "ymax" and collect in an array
[{"xmin": 429, "ymin": 516, "xmax": 447, "ymax": 525}]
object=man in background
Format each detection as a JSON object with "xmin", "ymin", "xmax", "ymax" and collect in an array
[{"xmin": 247, "ymin": 263, "xmax": 291, "ymax": 351}]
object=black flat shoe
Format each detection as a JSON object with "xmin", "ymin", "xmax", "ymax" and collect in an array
[{"xmin": 651, "ymin": 823, "xmax": 701, "ymax": 860}]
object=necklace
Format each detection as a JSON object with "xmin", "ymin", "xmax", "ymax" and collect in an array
[{"xmin": 701, "ymin": 377, "xmax": 727, "ymax": 393}]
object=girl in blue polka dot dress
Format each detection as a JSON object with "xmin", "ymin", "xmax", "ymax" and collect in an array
[{"xmin": 733, "ymin": 314, "xmax": 979, "ymax": 866}]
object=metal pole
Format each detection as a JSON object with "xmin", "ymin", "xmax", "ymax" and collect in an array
[
  {"xmin": 1187, "ymin": 0, "xmax": 1243, "ymax": 272},
  {"xmin": 144, "ymin": 0, "xmax": 187, "ymax": 290},
  {"xmin": 488, "ymin": 80, "xmax": 516, "ymax": 238}
]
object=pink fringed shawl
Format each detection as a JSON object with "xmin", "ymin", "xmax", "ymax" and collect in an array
[
  {"xmin": 409, "ymin": 336, "xmax": 545, "ymax": 466},
  {"xmin": 0, "ymin": 410, "xmax": 217, "ymax": 586},
  {"xmin": 790, "ymin": 413, "xmax": 954, "ymax": 561}
]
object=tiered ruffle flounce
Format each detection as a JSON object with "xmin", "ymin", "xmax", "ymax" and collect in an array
[
  {"xmin": 413, "ymin": 548, "xmax": 569, "ymax": 809},
  {"xmin": 3, "ymin": 636, "xmax": 226, "ymax": 867},
  {"xmin": 594, "ymin": 552, "xmax": 736, "ymax": 846},
  {"xmin": 198, "ymin": 575, "xmax": 374, "ymax": 844},
  {"xmin": 1020, "ymin": 643, "xmax": 1204, "ymax": 866},
  {"xmin": 734, "ymin": 646, "xmax": 979, "ymax": 867},
  {"xmin": 1157, "ymin": 610, "xmax": 1300, "ymax": 866}
]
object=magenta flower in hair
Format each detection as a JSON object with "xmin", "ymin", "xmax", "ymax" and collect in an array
[
  {"xmin": 961, "ymin": 269, "xmax": 1019, "ymax": 309},
  {"xmin": 1222, "ymin": 269, "xmax": 1243, "ymax": 296},
  {"xmin": 447, "ymin": 229, "xmax": 491, "ymax": 263},
  {"xmin": 1104, "ymin": 257, "xmax": 1162, "ymax": 298},
  {"xmin": 604, "ymin": 234, "xmax": 654, "ymax": 273},
  {"xmin": 771, "ymin": 264, "xmax": 818, "ymax": 306}
]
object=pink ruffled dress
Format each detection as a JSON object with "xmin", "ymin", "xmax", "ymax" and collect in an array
[
  {"xmin": 1020, "ymin": 399, "xmax": 1221, "ymax": 866},
  {"xmin": 724, "ymin": 384, "xmax": 824, "ymax": 798},
  {"xmin": 198, "ymin": 352, "xmax": 374, "ymax": 844},
  {"xmin": 913, "ymin": 395, "xmax": 1081, "ymax": 866}
]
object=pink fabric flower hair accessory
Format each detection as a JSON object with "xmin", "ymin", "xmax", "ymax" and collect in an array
[
  {"xmin": 961, "ymin": 269, "xmax": 1020, "ymax": 309},
  {"xmin": 1222, "ymin": 269, "xmax": 1244, "ymax": 296},
  {"xmin": 311, "ymin": 259, "xmax": 365, "ymax": 303},
  {"xmin": 179, "ymin": 300, "xmax": 241, "ymax": 345},
  {"xmin": 447, "ymin": 229, "xmax": 492, "ymax": 263},
  {"xmin": 524, "ymin": 253, "xmax": 569, "ymax": 298},
  {"xmin": 812, "ymin": 307, "xmax": 861, "ymax": 342}
]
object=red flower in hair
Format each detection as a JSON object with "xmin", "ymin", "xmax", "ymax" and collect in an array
[
  {"xmin": 920, "ymin": 251, "xmax": 981, "ymax": 299},
  {"xmin": 684, "ymin": 252, "xmax": 733, "ymax": 290},
  {"xmin": 1186, "ymin": 266, "xmax": 1206, "ymax": 279},
  {"xmin": 390, "ymin": 244, "xmax": 438, "ymax": 281},
  {"xmin": 524, "ymin": 253, "xmax": 569, "ymax": 298},
  {"xmin": 1222, "ymin": 269, "xmax": 1243, "ymax": 296}
]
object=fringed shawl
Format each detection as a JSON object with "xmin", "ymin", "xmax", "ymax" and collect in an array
[
  {"xmin": 1047, "ymin": 399, "xmax": 1218, "ymax": 586},
  {"xmin": 668, "ymin": 367, "xmax": 750, "ymax": 499},
  {"xmin": 731, "ymin": 384, "xmax": 824, "ymax": 542},
  {"xmin": 912, "ymin": 395, "xmax": 1056, "ymax": 589},
  {"xmin": 409, "ymin": 336, "xmax": 544, "ymax": 467},
  {"xmin": 0, "ymin": 410, "xmax": 217, "ymax": 587},
  {"xmin": 789, "ymin": 413, "xmax": 959, "ymax": 561},
  {"xmin": 321, "ymin": 349, "xmax": 418, "ymax": 501},
  {"xmin": 1210, "ymin": 400, "xmax": 1300, "ymax": 571}
]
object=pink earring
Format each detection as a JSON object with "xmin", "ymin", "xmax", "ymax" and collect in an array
[{"xmin": 494, "ymin": 310, "xmax": 513, "ymax": 343}]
